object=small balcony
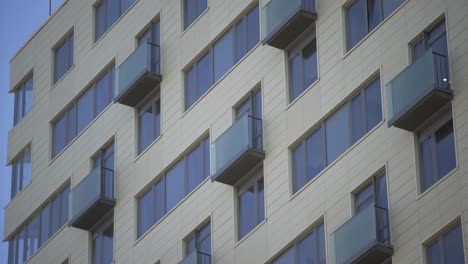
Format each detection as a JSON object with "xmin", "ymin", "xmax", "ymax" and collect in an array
[
  {"xmin": 178, "ymin": 251, "xmax": 211, "ymax": 264},
  {"xmin": 386, "ymin": 50, "xmax": 452, "ymax": 132},
  {"xmin": 210, "ymin": 114, "xmax": 264, "ymax": 185},
  {"xmin": 115, "ymin": 42, "xmax": 162, "ymax": 107},
  {"xmin": 70, "ymin": 166, "xmax": 115, "ymax": 231},
  {"xmin": 262, "ymin": 0, "xmax": 317, "ymax": 50},
  {"xmin": 329, "ymin": 204, "xmax": 392, "ymax": 264}
]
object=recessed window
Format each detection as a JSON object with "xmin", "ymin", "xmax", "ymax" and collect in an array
[
  {"xmin": 345, "ymin": 0, "xmax": 404, "ymax": 51},
  {"xmin": 184, "ymin": 222, "xmax": 211, "ymax": 262},
  {"xmin": 138, "ymin": 95, "xmax": 161, "ymax": 154},
  {"xmin": 95, "ymin": 0, "xmax": 136, "ymax": 41},
  {"xmin": 92, "ymin": 220, "xmax": 114, "ymax": 264},
  {"xmin": 426, "ymin": 223, "xmax": 465, "ymax": 264},
  {"xmin": 10, "ymin": 148, "xmax": 31, "ymax": 199},
  {"xmin": 237, "ymin": 167, "xmax": 264, "ymax": 240},
  {"xmin": 292, "ymin": 76, "xmax": 382, "ymax": 194},
  {"xmin": 54, "ymin": 32, "xmax": 74, "ymax": 83},
  {"xmin": 184, "ymin": 0, "xmax": 208, "ymax": 29},
  {"xmin": 272, "ymin": 223, "xmax": 325, "ymax": 264},
  {"xmin": 288, "ymin": 37, "xmax": 318, "ymax": 102},
  {"xmin": 13, "ymin": 75, "xmax": 33, "ymax": 125},
  {"xmin": 184, "ymin": 4, "xmax": 259, "ymax": 110},
  {"xmin": 418, "ymin": 113, "xmax": 456, "ymax": 193}
]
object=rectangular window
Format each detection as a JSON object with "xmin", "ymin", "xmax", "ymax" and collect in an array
[
  {"xmin": 288, "ymin": 38, "xmax": 318, "ymax": 102},
  {"xmin": 412, "ymin": 20, "xmax": 448, "ymax": 61},
  {"xmin": 346, "ymin": 0, "xmax": 404, "ymax": 51},
  {"xmin": 184, "ymin": 0, "xmax": 208, "ymax": 29},
  {"xmin": 95, "ymin": 0, "xmax": 136, "ymax": 41},
  {"xmin": 138, "ymin": 96, "xmax": 161, "ymax": 154},
  {"xmin": 13, "ymin": 75, "xmax": 33, "ymax": 125},
  {"xmin": 426, "ymin": 223, "xmax": 465, "ymax": 264},
  {"xmin": 291, "ymin": 76, "xmax": 382, "ymax": 194},
  {"xmin": 11, "ymin": 148, "xmax": 31, "ymax": 199},
  {"xmin": 184, "ymin": 5, "xmax": 259, "ymax": 110},
  {"xmin": 272, "ymin": 223, "xmax": 326, "ymax": 264},
  {"xmin": 137, "ymin": 137, "xmax": 210, "ymax": 238},
  {"xmin": 418, "ymin": 114, "xmax": 456, "ymax": 192},
  {"xmin": 52, "ymin": 66, "xmax": 114, "ymax": 158},
  {"xmin": 54, "ymin": 33, "xmax": 74, "ymax": 83},
  {"xmin": 184, "ymin": 222, "xmax": 211, "ymax": 262},
  {"xmin": 237, "ymin": 167, "xmax": 264, "ymax": 240},
  {"xmin": 92, "ymin": 220, "xmax": 114, "ymax": 264}
]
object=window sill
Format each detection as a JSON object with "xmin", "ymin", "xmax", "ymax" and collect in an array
[
  {"xmin": 286, "ymin": 78, "xmax": 320, "ymax": 111},
  {"xmin": 234, "ymin": 219, "xmax": 267, "ymax": 248},
  {"xmin": 180, "ymin": 8, "xmax": 210, "ymax": 36},
  {"xmin": 417, "ymin": 166, "xmax": 459, "ymax": 200},
  {"xmin": 51, "ymin": 65, "xmax": 75, "ymax": 90},
  {"xmin": 290, "ymin": 120, "xmax": 385, "ymax": 201},
  {"xmin": 134, "ymin": 135, "xmax": 163, "ymax": 162},
  {"xmin": 342, "ymin": 0, "xmax": 410, "ymax": 59},
  {"xmin": 182, "ymin": 42, "xmax": 261, "ymax": 117},
  {"xmin": 49, "ymin": 103, "xmax": 113, "ymax": 166},
  {"xmin": 134, "ymin": 176, "xmax": 211, "ymax": 245}
]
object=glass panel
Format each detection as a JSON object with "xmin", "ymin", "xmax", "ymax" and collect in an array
[
  {"xmin": 21, "ymin": 151, "xmax": 31, "ymax": 190},
  {"xmin": 326, "ymin": 106, "xmax": 350, "ymax": 164},
  {"xmin": 77, "ymin": 88, "xmax": 94, "ymax": 133},
  {"xmin": 95, "ymin": 3, "xmax": 106, "ymax": 40},
  {"xmin": 106, "ymin": 0, "xmax": 119, "ymax": 30},
  {"xmin": 54, "ymin": 41, "xmax": 68, "ymax": 82},
  {"xmin": 246, "ymin": 5, "xmax": 259, "ymax": 52},
  {"xmin": 298, "ymin": 231, "xmax": 316, "ymax": 264},
  {"xmin": 11, "ymin": 162, "xmax": 19, "ymax": 198},
  {"xmin": 138, "ymin": 28, "xmax": 152, "ymax": 47},
  {"xmin": 102, "ymin": 224, "xmax": 114, "ymax": 264},
  {"xmin": 138, "ymin": 187, "xmax": 154, "ymax": 237},
  {"xmin": 184, "ymin": 0, "xmax": 195, "ymax": 29},
  {"xmin": 214, "ymin": 29, "xmax": 234, "ymax": 82},
  {"xmin": 198, "ymin": 223, "xmax": 211, "ymax": 255},
  {"xmin": 306, "ymin": 127, "xmax": 325, "ymax": 183},
  {"xmin": 71, "ymin": 167, "xmax": 107, "ymax": 221},
  {"xmin": 53, "ymin": 115, "xmax": 67, "ymax": 158},
  {"xmin": 185, "ymin": 66, "xmax": 196, "ymax": 109},
  {"xmin": 368, "ymin": 0, "xmax": 382, "ymax": 31},
  {"xmin": 121, "ymin": 0, "xmax": 135, "ymax": 13},
  {"xmin": 165, "ymin": 161, "xmax": 185, "ymax": 211},
  {"xmin": 261, "ymin": 0, "xmax": 311, "ymax": 40},
  {"xmin": 420, "ymin": 137, "xmax": 434, "ymax": 192},
  {"xmin": 155, "ymin": 179, "xmax": 165, "ymax": 222},
  {"xmin": 67, "ymin": 104, "xmax": 77, "ymax": 140},
  {"xmin": 27, "ymin": 214, "xmax": 40, "ymax": 258},
  {"xmin": 196, "ymin": 0, "xmax": 207, "ymax": 17},
  {"xmin": 257, "ymin": 177, "xmax": 265, "ymax": 223},
  {"xmin": 412, "ymin": 39, "xmax": 425, "ymax": 61},
  {"xmin": 365, "ymin": 78, "xmax": 382, "ymax": 131},
  {"xmin": 292, "ymin": 142, "xmax": 306, "ymax": 193},
  {"xmin": 139, "ymin": 105, "xmax": 155, "ymax": 153},
  {"xmin": 24, "ymin": 77, "xmax": 33, "ymax": 114},
  {"xmin": 435, "ymin": 120, "xmax": 456, "ymax": 179},
  {"xmin": 96, "ymin": 71, "xmax": 111, "ymax": 114},
  {"xmin": 17, "ymin": 229, "xmax": 26, "ymax": 264},
  {"xmin": 317, "ymin": 224, "xmax": 326, "ymax": 264},
  {"xmin": 14, "ymin": 89, "xmax": 23, "ymax": 125},
  {"xmin": 8, "ymin": 236, "xmax": 17, "ymax": 264},
  {"xmin": 289, "ymin": 54, "xmax": 302, "ymax": 102},
  {"xmin": 238, "ymin": 186, "xmax": 255, "ymax": 239},
  {"xmin": 355, "ymin": 182, "xmax": 374, "ymax": 213},
  {"xmin": 93, "ymin": 235, "xmax": 102, "ymax": 264},
  {"xmin": 236, "ymin": 97, "xmax": 251, "ymax": 120},
  {"xmin": 40, "ymin": 204, "xmax": 51, "ymax": 246},
  {"xmin": 68, "ymin": 34, "xmax": 74, "ymax": 67},
  {"xmin": 196, "ymin": 51, "xmax": 212, "ymax": 97},
  {"xmin": 382, "ymin": 0, "xmax": 403, "ymax": 17},
  {"xmin": 203, "ymin": 137, "xmax": 210, "ymax": 178},
  {"xmin": 187, "ymin": 144, "xmax": 203, "ymax": 193},
  {"xmin": 443, "ymin": 224, "xmax": 465, "ymax": 264},
  {"xmin": 273, "ymin": 247, "xmax": 294, "ymax": 264},
  {"xmin": 60, "ymin": 186, "xmax": 70, "ymax": 226},
  {"xmin": 235, "ymin": 18, "xmax": 246, "ymax": 62},
  {"xmin": 427, "ymin": 240, "xmax": 441, "ymax": 264},
  {"xmin": 186, "ymin": 236, "xmax": 196, "ymax": 255},
  {"xmin": 50, "ymin": 196, "xmax": 61, "ymax": 235},
  {"xmin": 351, "ymin": 93, "xmax": 364, "ymax": 143},
  {"xmin": 346, "ymin": 0, "xmax": 367, "ymax": 50},
  {"xmin": 303, "ymin": 40, "xmax": 318, "ymax": 89}
]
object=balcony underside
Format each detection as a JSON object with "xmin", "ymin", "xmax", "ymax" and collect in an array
[
  {"xmin": 263, "ymin": 9, "xmax": 317, "ymax": 50},
  {"xmin": 388, "ymin": 87, "xmax": 452, "ymax": 132},
  {"xmin": 211, "ymin": 148, "xmax": 265, "ymax": 186},
  {"xmin": 351, "ymin": 242, "xmax": 393, "ymax": 264},
  {"xmin": 115, "ymin": 71, "xmax": 162, "ymax": 107},
  {"xmin": 70, "ymin": 197, "xmax": 115, "ymax": 231}
]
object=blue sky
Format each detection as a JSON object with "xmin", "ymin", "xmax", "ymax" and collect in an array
[{"xmin": 0, "ymin": 1, "xmax": 64, "ymax": 263}]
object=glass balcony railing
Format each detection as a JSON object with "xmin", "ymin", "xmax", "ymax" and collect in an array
[
  {"xmin": 115, "ymin": 42, "xmax": 161, "ymax": 107},
  {"xmin": 329, "ymin": 204, "xmax": 392, "ymax": 264},
  {"xmin": 210, "ymin": 114, "xmax": 264, "ymax": 185},
  {"xmin": 386, "ymin": 49, "xmax": 452, "ymax": 131},
  {"xmin": 178, "ymin": 251, "xmax": 211, "ymax": 264},
  {"xmin": 261, "ymin": 0, "xmax": 316, "ymax": 49},
  {"xmin": 70, "ymin": 166, "xmax": 115, "ymax": 230}
]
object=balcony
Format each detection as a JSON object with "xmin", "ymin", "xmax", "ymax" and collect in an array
[
  {"xmin": 386, "ymin": 50, "xmax": 452, "ymax": 132},
  {"xmin": 329, "ymin": 204, "xmax": 392, "ymax": 264},
  {"xmin": 115, "ymin": 42, "xmax": 162, "ymax": 107},
  {"xmin": 262, "ymin": 0, "xmax": 317, "ymax": 50},
  {"xmin": 178, "ymin": 251, "xmax": 211, "ymax": 264},
  {"xmin": 70, "ymin": 166, "xmax": 115, "ymax": 231},
  {"xmin": 210, "ymin": 114, "xmax": 264, "ymax": 185}
]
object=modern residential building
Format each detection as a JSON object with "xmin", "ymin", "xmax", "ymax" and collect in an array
[{"xmin": 3, "ymin": 0, "xmax": 468, "ymax": 263}]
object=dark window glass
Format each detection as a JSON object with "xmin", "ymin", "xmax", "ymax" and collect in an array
[
  {"xmin": 54, "ymin": 34, "xmax": 73, "ymax": 83},
  {"xmin": 365, "ymin": 77, "xmax": 382, "ymax": 130},
  {"xmin": 96, "ymin": 71, "xmax": 111, "ymax": 114},
  {"xmin": 435, "ymin": 120, "xmax": 456, "ymax": 178},
  {"xmin": 419, "ymin": 137, "xmax": 434, "ymax": 191},
  {"xmin": 17, "ymin": 229, "xmax": 26, "ymax": 264},
  {"xmin": 138, "ymin": 187, "xmax": 154, "ymax": 237},
  {"xmin": 368, "ymin": 0, "xmax": 382, "ymax": 31},
  {"xmin": 235, "ymin": 18, "xmax": 247, "ymax": 62},
  {"xmin": 40, "ymin": 204, "xmax": 51, "ymax": 245},
  {"xmin": 289, "ymin": 39, "xmax": 318, "ymax": 102},
  {"xmin": 102, "ymin": 224, "xmax": 114, "ymax": 264},
  {"xmin": 351, "ymin": 93, "xmax": 365, "ymax": 143},
  {"xmin": 214, "ymin": 29, "xmax": 234, "ymax": 81},
  {"xmin": 53, "ymin": 115, "xmax": 67, "ymax": 157},
  {"xmin": 50, "ymin": 196, "xmax": 61, "ymax": 234},
  {"xmin": 11, "ymin": 149, "xmax": 31, "ymax": 199},
  {"xmin": 302, "ymin": 40, "xmax": 318, "ymax": 90},
  {"xmin": 106, "ymin": 0, "xmax": 119, "ymax": 30},
  {"xmin": 60, "ymin": 187, "xmax": 70, "ymax": 226},
  {"xmin": 184, "ymin": 0, "xmax": 208, "ymax": 29},
  {"xmin": 197, "ymin": 223, "xmax": 211, "ymax": 254},
  {"xmin": 292, "ymin": 143, "xmax": 306, "ymax": 193},
  {"xmin": 306, "ymin": 127, "xmax": 325, "ymax": 182},
  {"xmin": 185, "ymin": 67, "xmax": 196, "ymax": 109},
  {"xmin": 238, "ymin": 186, "xmax": 255, "ymax": 238},
  {"xmin": 14, "ymin": 76, "xmax": 33, "ymax": 125},
  {"xmin": 166, "ymin": 161, "xmax": 185, "ymax": 210},
  {"xmin": 138, "ymin": 99, "xmax": 159, "ymax": 154},
  {"xmin": 326, "ymin": 106, "xmax": 350, "ymax": 163},
  {"xmin": 77, "ymin": 89, "xmax": 94, "ymax": 133},
  {"xmin": 27, "ymin": 214, "xmax": 40, "ymax": 258},
  {"xmin": 412, "ymin": 39, "xmax": 425, "ymax": 61},
  {"xmin": 196, "ymin": 52, "xmax": 212, "ymax": 98},
  {"xmin": 95, "ymin": 0, "xmax": 136, "ymax": 41},
  {"xmin": 246, "ymin": 6, "xmax": 259, "ymax": 51},
  {"xmin": 355, "ymin": 182, "xmax": 373, "ymax": 213},
  {"xmin": 187, "ymin": 144, "xmax": 203, "ymax": 193},
  {"xmin": 95, "ymin": 3, "xmax": 106, "ymax": 40},
  {"xmin": 427, "ymin": 224, "xmax": 465, "ymax": 264},
  {"xmin": 346, "ymin": 0, "xmax": 367, "ymax": 50},
  {"xmin": 383, "ymin": 0, "xmax": 403, "ymax": 17},
  {"xmin": 237, "ymin": 168, "xmax": 264, "ymax": 240},
  {"xmin": 155, "ymin": 179, "xmax": 165, "ymax": 222}
]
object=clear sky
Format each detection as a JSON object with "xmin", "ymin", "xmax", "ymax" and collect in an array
[{"xmin": 0, "ymin": 1, "xmax": 64, "ymax": 263}]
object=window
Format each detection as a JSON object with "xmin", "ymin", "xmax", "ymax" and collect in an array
[
  {"xmin": 92, "ymin": 220, "xmax": 114, "ymax": 264},
  {"xmin": 185, "ymin": 222, "xmax": 211, "ymax": 260},
  {"xmin": 138, "ymin": 20, "xmax": 161, "ymax": 73},
  {"xmin": 93, "ymin": 143, "xmax": 115, "ymax": 197},
  {"xmin": 235, "ymin": 89, "xmax": 262, "ymax": 149},
  {"xmin": 426, "ymin": 223, "xmax": 465, "ymax": 264},
  {"xmin": 288, "ymin": 38, "xmax": 318, "ymax": 102},
  {"xmin": 52, "ymin": 66, "xmax": 114, "ymax": 158},
  {"xmin": 412, "ymin": 20, "xmax": 447, "ymax": 61},
  {"xmin": 292, "ymin": 76, "xmax": 382, "ymax": 193},
  {"xmin": 95, "ymin": 0, "xmax": 136, "ymax": 41},
  {"xmin": 11, "ymin": 148, "xmax": 31, "ymax": 199},
  {"xmin": 346, "ymin": 0, "xmax": 404, "ymax": 51},
  {"xmin": 138, "ymin": 96, "xmax": 161, "ymax": 154},
  {"xmin": 13, "ymin": 75, "xmax": 33, "ymax": 125},
  {"xmin": 354, "ymin": 173, "xmax": 390, "ymax": 244},
  {"xmin": 272, "ymin": 223, "xmax": 325, "ymax": 264},
  {"xmin": 54, "ymin": 33, "xmax": 74, "ymax": 83},
  {"xmin": 137, "ymin": 137, "xmax": 210, "ymax": 237},
  {"xmin": 418, "ymin": 113, "xmax": 456, "ymax": 192},
  {"xmin": 185, "ymin": 5, "xmax": 259, "ymax": 110},
  {"xmin": 237, "ymin": 167, "xmax": 264, "ymax": 240},
  {"xmin": 8, "ymin": 186, "xmax": 70, "ymax": 264},
  {"xmin": 184, "ymin": 0, "xmax": 208, "ymax": 29}
]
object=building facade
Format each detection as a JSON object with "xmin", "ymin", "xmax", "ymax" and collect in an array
[{"xmin": 3, "ymin": 0, "xmax": 468, "ymax": 263}]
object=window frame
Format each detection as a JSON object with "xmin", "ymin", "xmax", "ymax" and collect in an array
[
  {"xmin": 137, "ymin": 92, "xmax": 161, "ymax": 154},
  {"xmin": 13, "ymin": 74, "xmax": 34, "ymax": 125},
  {"xmin": 53, "ymin": 31, "xmax": 74, "ymax": 84},
  {"xmin": 10, "ymin": 147, "xmax": 32, "ymax": 199},
  {"xmin": 425, "ymin": 221, "xmax": 466, "ymax": 264},
  {"xmin": 183, "ymin": 220, "xmax": 211, "ymax": 257}
]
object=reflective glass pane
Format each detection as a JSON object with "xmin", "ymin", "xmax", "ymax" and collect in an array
[
  {"xmin": 77, "ymin": 89, "xmax": 94, "ymax": 133},
  {"xmin": 155, "ymin": 180, "xmax": 165, "ymax": 222},
  {"xmin": 365, "ymin": 77, "xmax": 382, "ymax": 131},
  {"xmin": 138, "ymin": 105, "xmax": 155, "ymax": 153},
  {"xmin": 60, "ymin": 187, "xmax": 70, "ymax": 226},
  {"xmin": 40, "ymin": 204, "xmax": 51, "ymax": 245},
  {"xmin": 306, "ymin": 127, "xmax": 325, "ymax": 182},
  {"xmin": 102, "ymin": 224, "xmax": 114, "ymax": 264},
  {"xmin": 24, "ymin": 78, "xmax": 33, "ymax": 114},
  {"xmin": 54, "ymin": 41, "xmax": 68, "ymax": 82},
  {"xmin": 435, "ymin": 120, "xmax": 456, "ymax": 179},
  {"xmin": 185, "ymin": 66, "xmax": 196, "ymax": 109},
  {"xmin": 196, "ymin": 51, "xmax": 212, "ymax": 97},
  {"xmin": 27, "ymin": 214, "xmax": 40, "ymax": 258},
  {"xmin": 273, "ymin": 248, "xmax": 294, "ymax": 264},
  {"xmin": 50, "ymin": 196, "xmax": 61, "ymax": 234},
  {"xmin": 184, "ymin": 0, "xmax": 195, "ymax": 29},
  {"xmin": 412, "ymin": 39, "xmax": 425, "ymax": 61},
  {"xmin": 368, "ymin": 0, "xmax": 382, "ymax": 31},
  {"xmin": 187, "ymin": 144, "xmax": 203, "ymax": 193},
  {"xmin": 198, "ymin": 223, "xmax": 211, "ymax": 254},
  {"xmin": 203, "ymin": 137, "xmax": 210, "ymax": 178},
  {"xmin": 95, "ymin": 3, "xmax": 106, "ymax": 40},
  {"xmin": 303, "ymin": 40, "xmax": 318, "ymax": 89},
  {"xmin": 326, "ymin": 106, "xmax": 350, "ymax": 164},
  {"xmin": 238, "ymin": 186, "xmax": 255, "ymax": 239},
  {"xmin": 419, "ymin": 137, "xmax": 434, "ymax": 192},
  {"xmin": 289, "ymin": 54, "xmax": 302, "ymax": 102},
  {"xmin": 235, "ymin": 18, "xmax": 246, "ymax": 62},
  {"xmin": 346, "ymin": 0, "xmax": 367, "ymax": 50},
  {"xmin": 298, "ymin": 232, "xmax": 316, "ymax": 264},
  {"xmin": 106, "ymin": 0, "xmax": 119, "ymax": 30},
  {"xmin": 214, "ymin": 29, "xmax": 234, "ymax": 82},
  {"xmin": 166, "ymin": 161, "xmax": 185, "ymax": 210},
  {"xmin": 427, "ymin": 240, "xmax": 441, "ymax": 264},
  {"xmin": 443, "ymin": 224, "xmax": 465, "ymax": 264},
  {"xmin": 257, "ymin": 177, "xmax": 265, "ymax": 223},
  {"xmin": 246, "ymin": 5, "xmax": 259, "ymax": 52},
  {"xmin": 96, "ymin": 72, "xmax": 111, "ymax": 114},
  {"xmin": 53, "ymin": 115, "xmax": 67, "ymax": 157},
  {"xmin": 292, "ymin": 143, "xmax": 306, "ymax": 193},
  {"xmin": 138, "ymin": 187, "xmax": 154, "ymax": 237},
  {"xmin": 67, "ymin": 104, "xmax": 77, "ymax": 140},
  {"xmin": 121, "ymin": 0, "xmax": 135, "ymax": 13},
  {"xmin": 355, "ymin": 182, "xmax": 374, "ymax": 213},
  {"xmin": 383, "ymin": 0, "xmax": 403, "ymax": 17},
  {"xmin": 93, "ymin": 235, "xmax": 102, "ymax": 264},
  {"xmin": 186, "ymin": 236, "xmax": 196, "ymax": 255},
  {"xmin": 196, "ymin": 0, "xmax": 207, "ymax": 17},
  {"xmin": 351, "ymin": 93, "xmax": 364, "ymax": 143},
  {"xmin": 17, "ymin": 229, "xmax": 26, "ymax": 264},
  {"xmin": 21, "ymin": 150, "xmax": 31, "ymax": 191}
]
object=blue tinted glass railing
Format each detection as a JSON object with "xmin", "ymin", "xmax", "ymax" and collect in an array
[
  {"xmin": 210, "ymin": 115, "xmax": 263, "ymax": 176},
  {"xmin": 261, "ymin": 0, "xmax": 315, "ymax": 39},
  {"xmin": 386, "ymin": 49, "xmax": 450, "ymax": 121},
  {"xmin": 115, "ymin": 42, "xmax": 161, "ymax": 98},
  {"xmin": 178, "ymin": 251, "xmax": 211, "ymax": 264}
]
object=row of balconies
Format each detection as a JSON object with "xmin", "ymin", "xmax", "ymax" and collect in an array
[{"xmin": 69, "ymin": 1, "xmax": 451, "ymax": 263}]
